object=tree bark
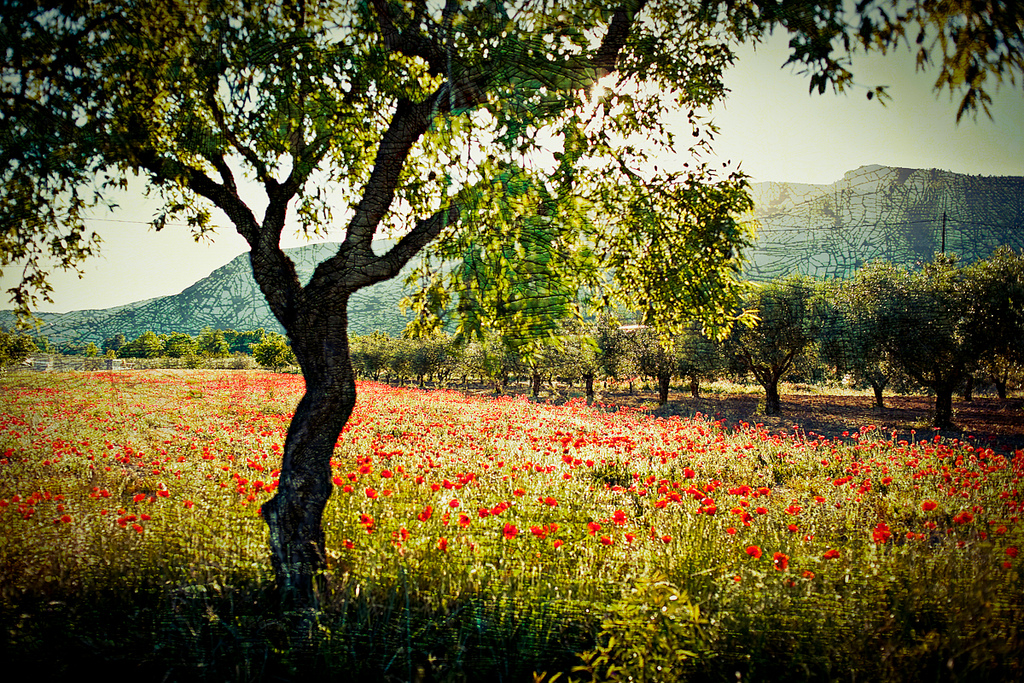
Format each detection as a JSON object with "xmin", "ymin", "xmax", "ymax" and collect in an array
[
  {"xmin": 688, "ymin": 375, "xmax": 699, "ymax": 398},
  {"xmin": 657, "ymin": 373, "xmax": 670, "ymax": 405},
  {"xmin": 531, "ymin": 369, "xmax": 542, "ymax": 398},
  {"xmin": 763, "ymin": 380, "xmax": 782, "ymax": 415},
  {"xmin": 994, "ymin": 376, "xmax": 1008, "ymax": 400},
  {"xmin": 933, "ymin": 383, "xmax": 955, "ymax": 429},
  {"xmin": 961, "ymin": 374, "xmax": 974, "ymax": 402},
  {"xmin": 871, "ymin": 381, "xmax": 885, "ymax": 409},
  {"xmin": 260, "ymin": 298, "xmax": 355, "ymax": 608},
  {"xmin": 584, "ymin": 373, "xmax": 595, "ymax": 405}
]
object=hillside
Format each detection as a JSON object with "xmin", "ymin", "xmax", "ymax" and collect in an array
[
  {"xmin": 745, "ymin": 164, "xmax": 1024, "ymax": 280},
  {"xmin": 7, "ymin": 165, "xmax": 1022, "ymax": 346},
  {"xmin": 11, "ymin": 243, "xmax": 414, "ymax": 345}
]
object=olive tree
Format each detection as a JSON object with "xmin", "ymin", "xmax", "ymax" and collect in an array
[{"xmin": 723, "ymin": 275, "xmax": 826, "ymax": 415}]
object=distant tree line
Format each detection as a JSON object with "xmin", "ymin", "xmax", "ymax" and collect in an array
[
  {"xmin": 350, "ymin": 249, "xmax": 1024, "ymax": 429},
  {"xmin": 5, "ymin": 250, "xmax": 1021, "ymax": 427}
]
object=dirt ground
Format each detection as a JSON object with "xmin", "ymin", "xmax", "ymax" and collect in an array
[{"xmin": 458, "ymin": 382, "xmax": 1024, "ymax": 456}]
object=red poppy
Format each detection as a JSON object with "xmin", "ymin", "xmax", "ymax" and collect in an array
[
  {"xmin": 587, "ymin": 521, "xmax": 601, "ymax": 535},
  {"xmin": 553, "ymin": 539, "xmax": 564, "ymax": 549},
  {"xmin": 437, "ymin": 537, "xmax": 448, "ymax": 552},
  {"xmin": 448, "ymin": 498, "xmax": 460, "ymax": 508},
  {"xmin": 872, "ymin": 522, "xmax": 892, "ymax": 544},
  {"xmin": 953, "ymin": 511, "xmax": 974, "ymax": 525},
  {"xmin": 661, "ymin": 534, "xmax": 672, "ymax": 543},
  {"xmin": 921, "ymin": 500, "xmax": 938, "ymax": 512},
  {"xmin": 417, "ymin": 505, "xmax": 433, "ymax": 522},
  {"xmin": 1007, "ymin": 546, "xmax": 1019, "ymax": 559},
  {"xmin": 787, "ymin": 524, "xmax": 799, "ymax": 533},
  {"xmin": 755, "ymin": 507, "xmax": 768, "ymax": 515},
  {"xmin": 726, "ymin": 527, "xmax": 737, "ymax": 535},
  {"xmin": 802, "ymin": 570, "xmax": 815, "ymax": 579},
  {"xmin": 503, "ymin": 523, "xmax": 518, "ymax": 540},
  {"xmin": 458, "ymin": 513, "xmax": 471, "ymax": 527},
  {"xmin": 365, "ymin": 487, "xmax": 378, "ymax": 499},
  {"xmin": 600, "ymin": 536, "xmax": 613, "ymax": 546},
  {"xmin": 513, "ymin": 488, "xmax": 526, "ymax": 497},
  {"xmin": 772, "ymin": 552, "xmax": 789, "ymax": 571},
  {"xmin": 530, "ymin": 525, "xmax": 548, "ymax": 539},
  {"xmin": 745, "ymin": 545, "xmax": 762, "ymax": 559}
]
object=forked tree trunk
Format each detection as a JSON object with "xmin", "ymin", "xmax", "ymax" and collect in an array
[{"xmin": 260, "ymin": 300, "xmax": 355, "ymax": 608}]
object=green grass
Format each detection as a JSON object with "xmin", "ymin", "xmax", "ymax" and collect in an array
[{"xmin": 0, "ymin": 370, "xmax": 1021, "ymax": 681}]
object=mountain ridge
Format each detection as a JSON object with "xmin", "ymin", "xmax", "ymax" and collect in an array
[{"xmin": 7, "ymin": 165, "xmax": 1022, "ymax": 345}]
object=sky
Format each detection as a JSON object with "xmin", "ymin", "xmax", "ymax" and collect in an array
[{"xmin": 6, "ymin": 32, "xmax": 1023, "ymax": 315}]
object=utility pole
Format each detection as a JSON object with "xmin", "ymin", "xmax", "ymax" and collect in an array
[{"xmin": 941, "ymin": 211, "xmax": 946, "ymax": 254}]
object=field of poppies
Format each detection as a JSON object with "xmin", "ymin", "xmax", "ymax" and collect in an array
[{"xmin": 1, "ymin": 369, "xmax": 1021, "ymax": 681}]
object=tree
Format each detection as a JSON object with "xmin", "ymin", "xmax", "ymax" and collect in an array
[
  {"xmin": 4, "ymin": 0, "xmax": 1018, "ymax": 607},
  {"xmin": 962, "ymin": 248, "xmax": 1024, "ymax": 399},
  {"xmin": 252, "ymin": 332, "xmax": 298, "ymax": 371},
  {"xmin": 163, "ymin": 331, "xmax": 198, "ymax": 358},
  {"xmin": 818, "ymin": 274, "xmax": 901, "ymax": 409},
  {"xmin": 350, "ymin": 331, "xmax": 392, "ymax": 381},
  {"xmin": 101, "ymin": 334, "xmax": 127, "ymax": 357},
  {"xmin": 863, "ymin": 255, "xmax": 983, "ymax": 428},
  {"xmin": 674, "ymin": 321, "xmax": 721, "ymax": 398},
  {"xmin": 723, "ymin": 275, "xmax": 825, "ymax": 415},
  {"xmin": 118, "ymin": 330, "xmax": 165, "ymax": 359},
  {"xmin": 196, "ymin": 327, "xmax": 230, "ymax": 358},
  {"xmin": 224, "ymin": 328, "xmax": 268, "ymax": 355},
  {"xmin": 0, "ymin": 330, "xmax": 36, "ymax": 369}
]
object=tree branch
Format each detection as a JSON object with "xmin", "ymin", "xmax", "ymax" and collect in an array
[{"xmin": 371, "ymin": 0, "xmax": 446, "ymax": 75}]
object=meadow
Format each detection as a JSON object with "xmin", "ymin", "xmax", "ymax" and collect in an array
[{"xmin": 0, "ymin": 369, "xmax": 1021, "ymax": 682}]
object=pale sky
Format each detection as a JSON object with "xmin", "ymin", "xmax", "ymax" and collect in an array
[{"xmin": 7, "ymin": 32, "xmax": 1023, "ymax": 314}]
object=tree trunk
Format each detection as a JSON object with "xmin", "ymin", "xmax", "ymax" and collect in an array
[
  {"xmin": 763, "ymin": 380, "xmax": 781, "ymax": 415},
  {"xmin": 260, "ymin": 302, "xmax": 355, "ymax": 609},
  {"xmin": 584, "ymin": 373, "xmax": 595, "ymax": 405},
  {"xmin": 688, "ymin": 375, "xmax": 699, "ymax": 398},
  {"xmin": 871, "ymin": 381, "xmax": 885, "ymax": 409},
  {"xmin": 994, "ymin": 376, "xmax": 1008, "ymax": 400},
  {"xmin": 961, "ymin": 374, "xmax": 974, "ymax": 402},
  {"xmin": 933, "ymin": 384, "xmax": 955, "ymax": 429},
  {"xmin": 531, "ymin": 369, "xmax": 542, "ymax": 398},
  {"xmin": 657, "ymin": 373, "xmax": 670, "ymax": 405}
]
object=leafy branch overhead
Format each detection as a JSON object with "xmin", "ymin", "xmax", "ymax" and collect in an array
[{"xmin": 4, "ymin": 1, "xmax": 1017, "ymax": 331}]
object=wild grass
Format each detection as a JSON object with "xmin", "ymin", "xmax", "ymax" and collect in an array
[{"xmin": 0, "ymin": 370, "xmax": 1021, "ymax": 681}]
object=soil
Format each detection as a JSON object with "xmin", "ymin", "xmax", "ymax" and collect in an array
[{"xmin": 456, "ymin": 381, "xmax": 1024, "ymax": 456}]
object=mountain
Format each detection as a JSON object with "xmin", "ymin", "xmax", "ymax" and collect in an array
[
  {"xmin": 744, "ymin": 164, "xmax": 1024, "ymax": 280},
  {"xmin": 10, "ymin": 243, "xmax": 415, "ymax": 345},
  {"xmin": 6, "ymin": 165, "xmax": 1023, "ymax": 346}
]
